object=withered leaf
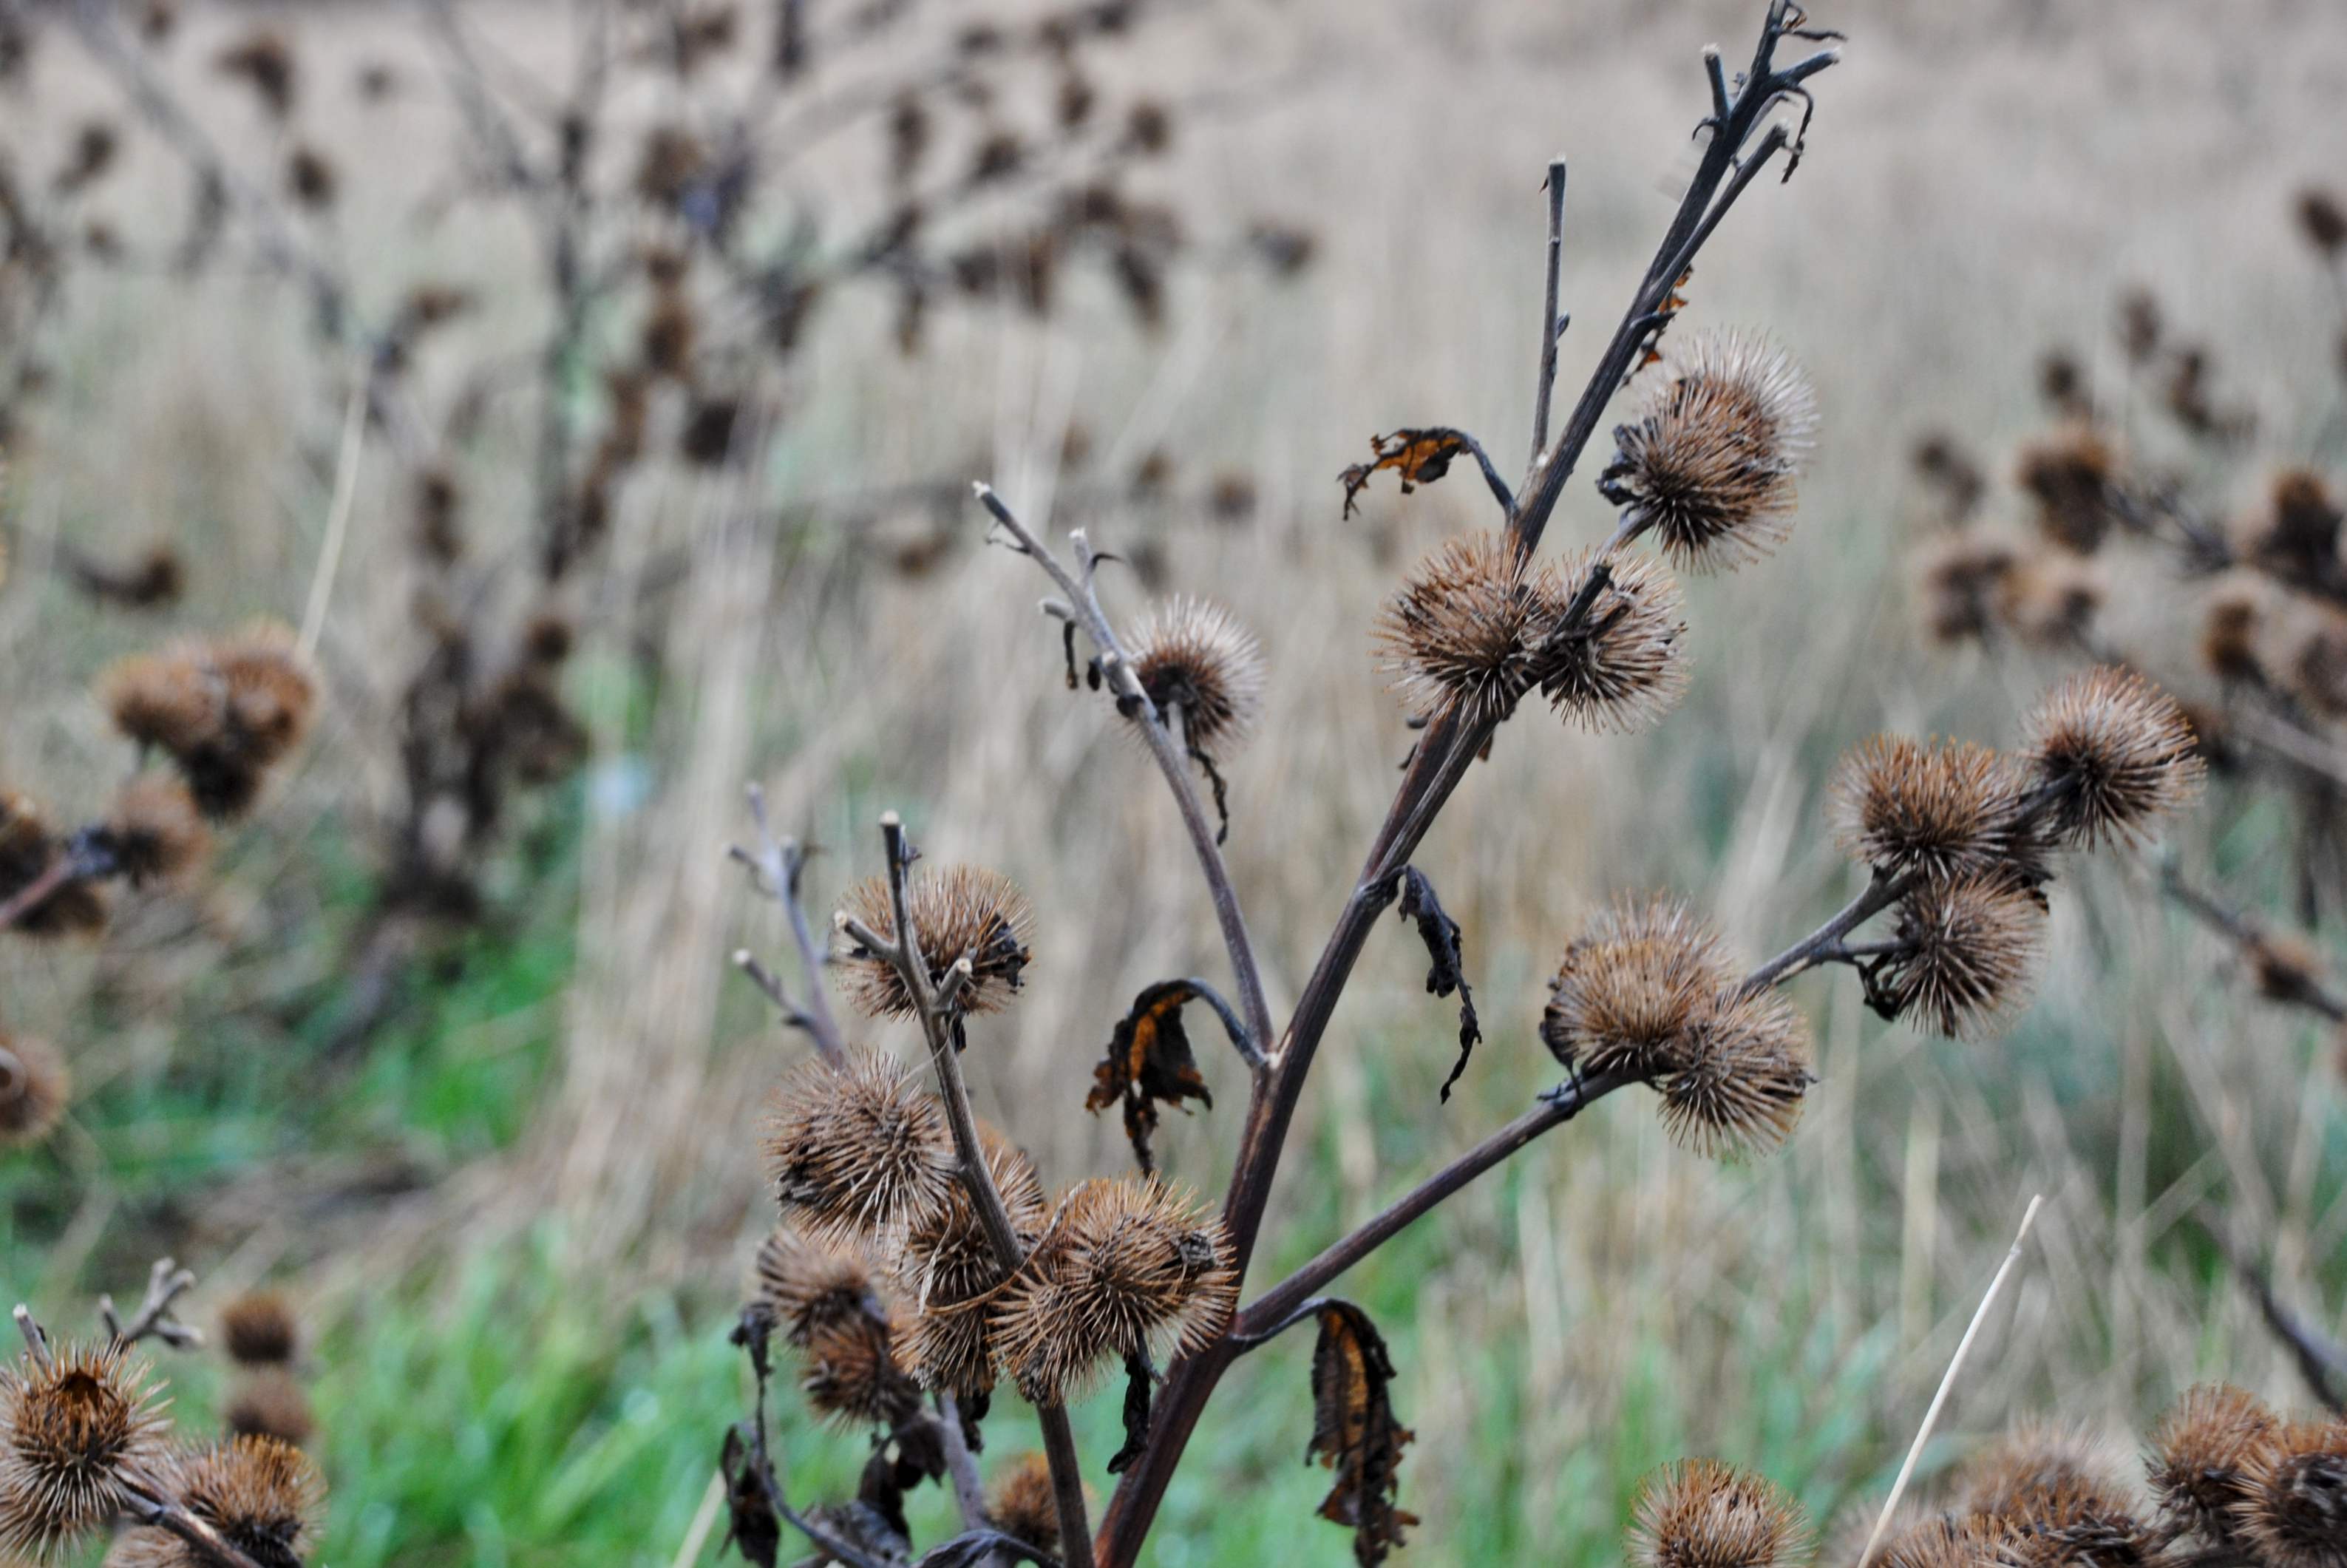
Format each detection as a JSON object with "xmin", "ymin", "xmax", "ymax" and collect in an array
[
  {"xmin": 1086, "ymin": 977, "xmax": 1245, "ymax": 1172},
  {"xmin": 1395, "ymin": 866, "xmax": 1480, "ymax": 1102},
  {"xmin": 1338, "ymin": 429, "xmax": 1467, "ymax": 519},
  {"xmin": 1107, "ymin": 1348, "xmax": 1155, "ymax": 1474},
  {"xmin": 1305, "ymin": 1300, "xmax": 1417, "ymax": 1567},
  {"xmin": 720, "ymin": 1425, "xmax": 782, "ymax": 1568}
]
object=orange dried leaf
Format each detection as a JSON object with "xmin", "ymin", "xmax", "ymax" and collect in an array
[
  {"xmin": 1305, "ymin": 1300, "xmax": 1417, "ymax": 1566},
  {"xmin": 1338, "ymin": 430, "xmax": 1469, "ymax": 519},
  {"xmin": 1087, "ymin": 978, "xmax": 1238, "ymax": 1172}
]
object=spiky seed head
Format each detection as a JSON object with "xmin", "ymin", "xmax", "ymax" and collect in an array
[
  {"xmin": 98, "ymin": 651, "xmax": 225, "ymax": 758},
  {"xmin": 798, "ymin": 1309, "xmax": 920, "ymax": 1431},
  {"xmin": 106, "ymin": 1435, "xmax": 325, "ymax": 1568},
  {"xmin": 1991, "ymin": 1476, "xmax": 2159, "ymax": 1568},
  {"xmin": 1830, "ymin": 736, "xmax": 2031, "ymax": 886},
  {"xmin": 2021, "ymin": 667, "xmax": 2205, "ymax": 848},
  {"xmin": 2238, "ymin": 1419, "xmax": 2347, "ymax": 1568},
  {"xmin": 2017, "ymin": 427, "xmax": 2118, "ymax": 554},
  {"xmin": 2201, "ymin": 574, "xmax": 2268, "ymax": 686},
  {"xmin": 1997, "ymin": 554, "xmax": 2108, "ymax": 649},
  {"xmin": 1126, "ymin": 597, "xmax": 1266, "ymax": 762},
  {"xmin": 1878, "ymin": 872, "xmax": 2048, "ymax": 1039},
  {"xmin": 1956, "ymin": 1423, "xmax": 2121, "ymax": 1522},
  {"xmin": 2146, "ymin": 1384, "xmax": 2279, "ymax": 1544},
  {"xmin": 101, "ymin": 778, "xmax": 211, "ymax": 889},
  {"xmin": 210, "ymin": 622, "xmax": 316, "ymax": 772},
  {"xmin": 1657, "ymin": 990, "xmax": 1813, "ymax": 1161},
  {"xmin": 1536, "ymin": 548, "xmax": 1691, "ymax": 733},
  {"xmin": 1628, "ymin": 1459, "xmax": 1808, "ymax": 1568},
  {"xmin": 1862, "ymin": 1511, "xmax": 2019, "ymax": 1568},
  {"xmin": 2245, "ymin": 469, "xmax": 2341, "ymax": 578},
  {"xmin": 897, "ymin": 1127, "xmax": 1045, "ymax": 1399},
  {"xmin": 1373, "ymin": 530, "xmax": 1556, "ymax": 724},
  {"xmin": 1605, "ymin": 331, "xmax": 1818, "ymax": 573},
  {"xmin": 761, "ymin": 1051, "xmax": 958, "ymax": 1240},
  {"xmin": 218, "ymin": 1294, "xmax": 297, "ymax": 1370},
  {"xmin": 991, "ymin": 1177, "xmax": 1237, "ymax": 1402},
  {"xmin": 1915, "ymin": 532, "xmax": 2021, "ymax": 645},
  {"xmin": 1541, "ymin": 898, "xmax": 1736, "ymax": 1080},
  {"xmin": 753, "ymin": 1226, "xmax": 883, "ymax": 1347},
  {"xmin": 221, "ymin": 1371, "xmax": 313, "ymax": 1450},
  {"xmin": 0, "ymin": 1341, "xmax": 171, "ymax": 1557},
  {"xmin": 837, "ymin": 865, "xmax": 1034, "ymax": 1019},
  {"xmin": 987, "ymin": 1453, "xmax": 1060, "ymax": 1555},
  {"xmin": 0, "ymin": 1031, "xmax": 69, "ymax": 1147}
]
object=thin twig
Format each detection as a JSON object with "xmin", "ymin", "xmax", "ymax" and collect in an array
[
  {"xmin": 99, "ymin": 1258, "xmax": 201, "ymax": 1351},
  {"xmin": 855, "ymin": 812, "xmax": 1096, "ymax": 1567},
  {"xmin": 1856, "ymin": 1195, "xmax": 2045, "ymax": 1568},
  {"xmin": 1529, "ymin": 157, "xmax": 1569, "ymax": 464},
  {"xmin": 2203, "ymin": 1214, "xmax": 2347, "ymax": 1413},
  {"xmin": 731, "ymin": 784, "xmax": 847, "ymax": 1063},
  {"xmin": 1236, "ymin": 1070, "xmax": 1633, "ymax": 1337},
  {"xmin": 974, "ymin": 484, "xmax": 1274, "ymax": 1069}
]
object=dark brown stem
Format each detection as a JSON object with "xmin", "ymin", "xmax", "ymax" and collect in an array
[
  {"xmin": 1096, "ymin": 13, "xmax": 1837, "ymax": 1559},
  {"xmin": 1529, "ymin": 157, "xmax": 1569, "ymax": 464},
  {"xmin": 0, "ymin": 858, "xmax": 78, "ymax": 934},
  {"xmin": 858, "ymin": 812, "xmax": 1095, "ymax": 1567},
  {"xmin": 932, "ymin": 1392, "xmax": 992, "ymax": 1535},
  {"xmin": 2161, "ymin": 866, "xmax": 2347, "ymax": 1024},
  {"xmin": 1237, "ymin": 1070, "xmax": 1632, "ymax": 1337},
  {"xmin": 974, "ymin": 485, "xmax": 1275, "ymax": 1068},
  {"xmin": 1740, "ymin": 867, "xmax": 1911, "ymax": 993},
  {"xmin": 2203, "ymin": 1215, "xmax": 2347, "ymax": 1413},
  {"xmin": 120, "ymin": 1480, "xmax": 269, "ymax": 1568}
]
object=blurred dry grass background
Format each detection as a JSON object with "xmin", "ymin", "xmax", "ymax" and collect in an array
[{"xmin": 7, "ymin": 0, "xmax": 2347, "ymax": 1561}]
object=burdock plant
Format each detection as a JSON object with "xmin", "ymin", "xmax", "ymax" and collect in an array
[{"xmin": 718, "ymin": 7, "xmax": 2203, "ymax": 1567}]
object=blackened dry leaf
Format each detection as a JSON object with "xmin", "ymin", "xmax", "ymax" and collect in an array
[
  {"xmin": 1086, "ymin": 977, "xmax": 1245, "ymax": 1172},
  {"xmin": 1339, "ymin": 429, "xmax": 1467, "ymax": 519},
  {"xmin": 1108, "ymin": 1348, "xmax": 1155, "ymax": 1473},
  {"xmin": 1396, "ymin": 866, "xmax": 1480, "ymax": 1101},
  {"xmin": 1306, "ymin": 1300, "xmax": 1417, "ymax": 1567},
  {"xmin": 916, "ymin": 1530, "xmax": 1057, "ymax": 1567},
  {"xmin": 720, "ymin": 1425, "xmax": 783, "ymax": 1568}
]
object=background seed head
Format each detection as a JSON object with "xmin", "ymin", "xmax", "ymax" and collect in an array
[{"xmin": 0, "ymin": 1032, "xmax": 69, "ymax": 1148}]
